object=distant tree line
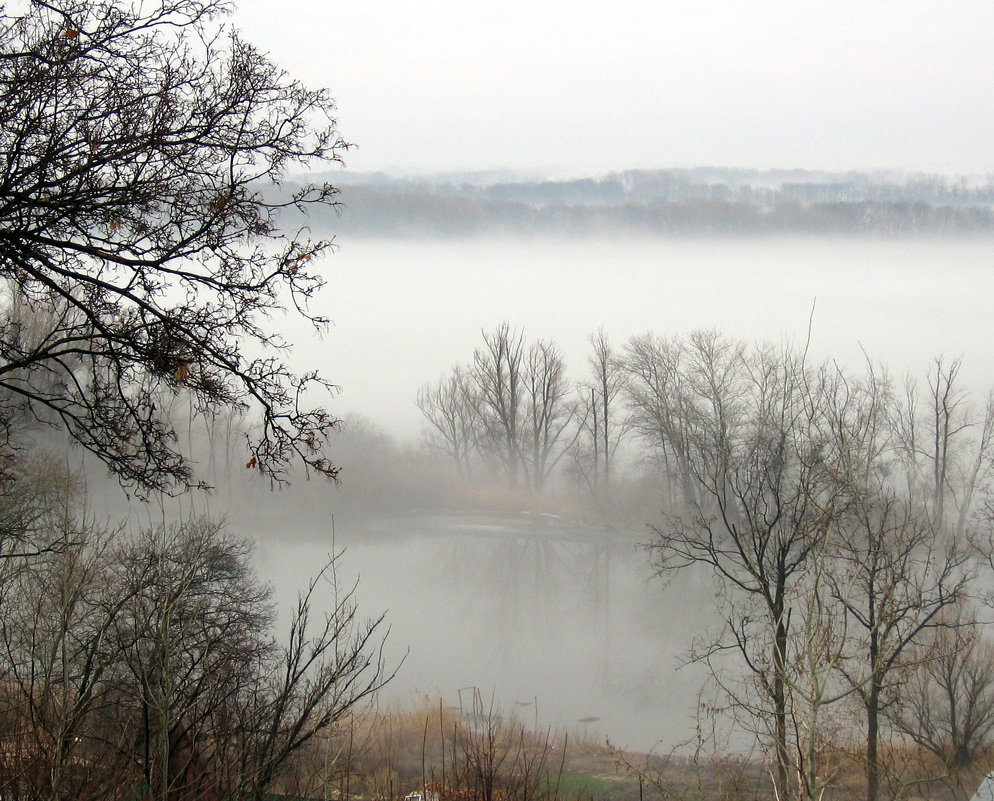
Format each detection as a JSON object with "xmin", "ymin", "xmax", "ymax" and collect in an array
[
  {"xmin": 419, "ymin": 325, "xmax": 994, "ymax": 801},
  {"xmin": 328, "ymin": 167, "xmax": 994, "ymax": 208},
  {"xmin": 302, "ymin": 169, "xmax": 994, "ymax": 237}
]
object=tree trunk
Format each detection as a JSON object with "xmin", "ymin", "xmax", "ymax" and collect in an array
[
  {"xmin": 774, "ymin": 609, "xmax": 791, "ymax": 800},
  {"xmin": 867, "ymin": 679, "xmax": 880, "ymax": 801}
]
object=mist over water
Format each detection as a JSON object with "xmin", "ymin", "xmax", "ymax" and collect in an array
[
  {"xmin": 256, "ymin": 514, "xmax": 712, "ymax": 752},
  {"xmin": 260, "ymin": 233, "xmax": 994, "ymax": 752},
  {"xmin": 303, "ymin": 235, "xmax": 994, "ymax": 441}
]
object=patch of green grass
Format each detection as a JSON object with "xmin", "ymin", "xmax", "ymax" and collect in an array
[{"xmin": 546, "ymin": 772, "xmax": 631, "ymax": 801}]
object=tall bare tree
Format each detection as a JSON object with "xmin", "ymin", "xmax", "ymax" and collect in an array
[
  {"xmin": 433, "ymin": 324, "xmax": 578, "ymax": 492},
  {"xmin": 110, "ymin": 520, "xmax": 276, "ymax": 801},
  {"xmin": 620, "ymin": 331, "xmax": 700, "ymax": 509},
  {"xmin": 636, "ymin": 332, "xmax": 833, "ymax": 801},
  {"xmin": 0, "ymin": 456, "xmax": 135, "ymax": 801},
  {"xmin": 0, "ymin": 495, "xmax": 391, "ymax": 801},
  {"xmin": 630, "ymin": 339, "xmax": 985, "ymax": 800},
  {"xmin": 472, "ymin": 324, "xmax": 527, "ymax": 487},
  {"xmin": 0, "ymin": 0, "xmax": 346, "ymax": 493},
  {"xmin": 831, "ymin": 486, "xmax": 968, "ymax": 801},
  {"xmin": 522, "ymin": 339, "xmax": 577, "ymax": 492},
  {"xmin": 888, "ymin": 606, "xmax": 994, "ymax": 771},
  {"xmin": 894, "ymin": 358, "xmax": 994, "ymax": 537},
  {"xmin": 805, "ymin": 363, "xmax": 969, "ymax": 801},
  {"xmin": 574, "ymin": 328, "xmax": 628, "ymax": 501}
]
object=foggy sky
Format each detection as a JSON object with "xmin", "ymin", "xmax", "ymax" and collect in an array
[{"xmin": 234, "ymin": 0, "xmax": 994, "ymax": 177}]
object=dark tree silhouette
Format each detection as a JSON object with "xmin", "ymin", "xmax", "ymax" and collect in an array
[{"xmin": 0, "ymin": 0, "xmax": 346, "ymax": 493}]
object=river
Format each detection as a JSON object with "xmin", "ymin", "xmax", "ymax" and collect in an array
[{"xmin": 256, "ymin": 512, "xmax": 713, "ymax": 752}]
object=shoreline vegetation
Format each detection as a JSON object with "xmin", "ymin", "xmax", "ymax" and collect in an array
[{"xmin": 307, "ymin": 694, "xmax": 994, "ymax": 801}]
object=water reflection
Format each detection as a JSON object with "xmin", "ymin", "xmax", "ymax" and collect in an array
[{"xmin": 257, "ymin": 513, "xmax": 713, "ymax": 751}]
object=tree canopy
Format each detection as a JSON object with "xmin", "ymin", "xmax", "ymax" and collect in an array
[{"xmin": 0, "ymin": 0, "xmax": 345, "ymax": 493}]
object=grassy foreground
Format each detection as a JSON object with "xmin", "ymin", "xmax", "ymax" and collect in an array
[{"xmin": 273, "ymin": 694, "xmax": 994, "ymax": 801}]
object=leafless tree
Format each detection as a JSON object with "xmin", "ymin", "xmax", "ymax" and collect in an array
[
  {"xmin": 104, "ymin": 519, "xmax": 392, "ymax": 801},
  {"xmin": 471, "ymin": 323, "xmax": 527, "ymax": 487},
  {"xmin": 522, "ymin": 339, "xmax": 577, "ymax": 492},
  {"xmin": 439, "ymin": 324, "xmax": 578, "ymax": 492},
  {"xmin": 222, "ymin": 548, "xmax": 393, "ymax": 799},
  {"xmin": 807, "ymin": 363, "xmax": 970, "ymax": 801},
  {"xmin": 893, "ymin": 358, "xmax": 994, "ymax": 537},
  {"xmin": 0, "ymin": 504, "xmax": 391, "ymax": 801},
  {"xmin": 783, "ymin": 535, "xmax": 856, "ymax": 801},
  {"xmin": 108, "ymin": 520, "xmax": 276, "ymax": 801},
  {"xmin": 632, "ymin": 339, "xmax": 983, "ymax": 801},
  {"xmin": 0, "ymin": 457, "xmax": 136, "ymax": 801},
  {"xmin": 831, "ymin": 486, "xmax": 968, "ymax": 801},
  {"xmin": 888, "ymin": 606, "xmax": 994, "ymax": 771},
  {"xmin": 418, "ymin": 367, "xmax": 479, "ymax": 479},
  {"xmin": 574, "ymin": 328, "xmax": 629, "ymax": 503},
  {"xmin": 620, "ymin": 331, "xmax": 701, "ymax": 509},
  {"xmin": 0, "ymin": 0, "xmax": 346, "ymax": 493},
  {"xmin": 638, "ymin": 332, "xmax": 834, "ymax": 801}
]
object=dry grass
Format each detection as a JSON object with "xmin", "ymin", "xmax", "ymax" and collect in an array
[
  {"xmin": 280, "ymin": 697, "xmax": 994, "ymax": 801},
  {"xmin": 284, "ymin": 694, "xmax": 642, "ymax": 801}
]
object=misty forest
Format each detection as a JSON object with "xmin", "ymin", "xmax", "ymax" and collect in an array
[{"xmin": 4, "ymin": 2, "xmax": 994, "ymax": 801}]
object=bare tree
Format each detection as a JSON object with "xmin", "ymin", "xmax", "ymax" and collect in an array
[
  {"xmin": 620, "ymin": 331, "xmax": 700, "ymax": 509},
  {"xmin": 0, "ymin": 509, "xmax": 392, "ymax": 801},
  {"xmin": 831, "ymin": 486, "xmax": 968, "ymax": 801},
  {"xmin": 894, "ymin": 358, "xmax": 994, "ymax": 537},
  {"xmin": 109, "ymin": 520, "xmax": 279, "ymax": 801},
  {"xmin": 633, "ymin": 340, "xmax": 982, "ymax": 801},
  {"xmin": 522, "ymin": 339, "xmax": 577, "ymax": 492},
  {"xmin": 956, "ymin": 390, "xmax": 994, "ymax": 538},
  {"xmin": 418, "ymin": 367, "xmax": 478, "ymax": 479},
  {"xmin": 458, "ymin": 325, "xmax": 577, "ymax": 492},
  {"xmin": 888, "ymin": 606, "xmax": 994, "ymax": 771},
  {"xmin": 472, "ymin": 324, "xmax": 527, "ymax": 487},
  {"xmin": 784, "ymin": 536, "xmax": 856, "ymax": 801},
  {"xmin": 574, "ymin": 328, "xmax": 629, "ymax": 502},
  {"xmin": 806, "ymin": 362, "xmax": 970, "ymax": 801},
  {"xmin": 103, "ymin": 519, "xmax": 392, "ymax": 801},
  {"xmin": 639, "ymin": 333, "xmax": 833, "ymax": 801},
  {"xmin": 0, "ymin": 456, "xmax": 137, "ymax": 801},
  {"xmin": 224, "ymin": 549, "xmax": 393, "ymax": 799},
  {"xmin": 0, "ymin": 0, "xmax": 347, "ymax": 493}
]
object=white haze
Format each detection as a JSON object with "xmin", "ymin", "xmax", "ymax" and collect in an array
[
  {"xmin": 256, "ymin": 519, "xmax": 711, "ymax": 753},
  {"xmin": 247, "ymin": 233, "xmax": 994, "ymax": 751},
  {"xmin": 233, "ymin": 0, "xmax": 994, "ymax": 176},
  {"xmin": 288, "ymin": 235, "xmax": 994, "ymax": 442},
  {"xmin": 227, "ymin": 0, "xmax": 994, "ymax": 758}
]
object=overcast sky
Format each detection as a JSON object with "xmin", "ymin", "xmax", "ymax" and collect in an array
[{"xmin": 233, "ymin": 0, "xmax": 994, "ymax": 177}]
